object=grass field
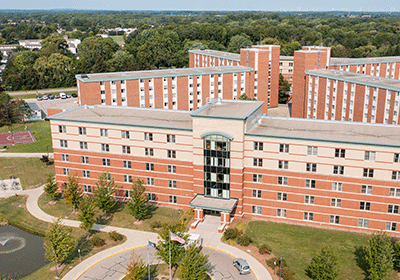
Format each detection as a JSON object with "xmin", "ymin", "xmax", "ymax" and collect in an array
[
  {"xmin": 245, "ymin": 221, "xmax": 399, "ymax": 280},
  {"xmin": 11, "ymin": 91, "xmax": 77, "ymax": 100},
  {"xmin": 110, "ymin": 35, "xmax": 124, "ymax": 42},
  {"xmin": 0, "ymin": 195, "xmax": 126, "ymax": 280},
  {"xmin": 0, "ymin": 121, "xmax": 53, "ymax": 153},
  {"xmin": 0, "ymin": 158, "xmax": 55, "ymax": 189},
  {"xmin": 38, "ymin": 193, "xmax": 185, "ymax": 232}
]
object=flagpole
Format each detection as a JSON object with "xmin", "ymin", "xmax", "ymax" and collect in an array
[
  {"xmin": 147, "ymin": 240, "xmax": 150, "ymax": 280},
  {"xmin": 169, "ymin": 232, "xmax": 172, "ymax": 280}
]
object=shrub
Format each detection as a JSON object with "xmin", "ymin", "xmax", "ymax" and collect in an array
[
  {"xmin": 278, "ymin": 267, "xmax": 295, "ymax": 280},
  {"xmin": 237, "ymin": 235, "xmax": 252, "ymax": 246},
  {"xmin": 109, "ymin": 231, "xmax": 123, "ymax": 241},
  {"xmin": 150, "ymin": 220, "xmax": 162, "ymax": 228},
  {"xmin": 258, "ymin": 244, "xmax": 272, "ymax": 255},
  {"xmin": 266, "ymin": 257, "xmax": 287, "ymax": 268},
  {"xmin": 266, "ymin": 258, "xmax": 276, "ymax": 268},
  {"xmin": 182, "ymin": 216, "xmax": 190, "ymax": 224},
  {"xmin": 185, "ymin": 208, "xmax": 194, "ymax": 216},
  {"xmin": 223, "ymin": 228, "xmax": 242, "ymax": 240},
  {"xmin": 90, "ymin": 236, "xmax": 105, "ymax": 247}
]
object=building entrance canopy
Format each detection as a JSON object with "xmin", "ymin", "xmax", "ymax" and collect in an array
[{"xmin": 189, "ymin": 194, "xmax": 238, "ymax": 213}]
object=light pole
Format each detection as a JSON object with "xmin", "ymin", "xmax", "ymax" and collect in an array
[
  {"xmin": 279, "ymin": 256, "xmax": 282, "ymax": 280},
  {"xmin": 78, "ymin": 248, "xmax": 81, "ymax": 262},
  {"xmin": 53, "ymin": 250, "xmax": 59, "ymax": 279}
]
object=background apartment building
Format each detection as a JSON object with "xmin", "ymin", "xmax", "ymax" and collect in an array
[{"xmin": 49, "ymin": 99, "xmax": 400, "ymax": 236}]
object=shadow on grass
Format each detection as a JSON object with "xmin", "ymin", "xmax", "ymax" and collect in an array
[
  {"xmin": 63, "ymin": 235, "xmax": 92, "ymax": 267},
  {"xmin": 144, "ymin": 204, "xmax": 158, "ymax": 220},
  {"xmin": 354, "ymin": 245, "xmax": 368, "ymax": 279}
]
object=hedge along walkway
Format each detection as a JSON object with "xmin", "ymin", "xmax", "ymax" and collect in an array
[{"xmin": 22, "ymin": 187, "xmax": 271, "ymax": 280}]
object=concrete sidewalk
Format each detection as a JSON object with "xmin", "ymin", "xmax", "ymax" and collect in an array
[
  {"xmin": 6, "ymin": 187, "xmax": 272, "ymax": 280},
  {"xmin": 0, "ymin": 152, "xmax": 54, "ymax": 158}
]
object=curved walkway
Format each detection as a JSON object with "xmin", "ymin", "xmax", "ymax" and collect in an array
[{"xmin": 4, "ymin": 187, "xmax": 272, "ymax": 280}]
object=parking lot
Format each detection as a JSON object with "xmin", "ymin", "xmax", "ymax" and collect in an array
[{"xmin": 25, "ymin": 96, "xmax": 79, "ymax": 117}]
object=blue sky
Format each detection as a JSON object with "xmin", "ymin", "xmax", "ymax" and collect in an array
[{"xmin": 0, "ymin": 0, "xmax": 399, "ymax": 12}]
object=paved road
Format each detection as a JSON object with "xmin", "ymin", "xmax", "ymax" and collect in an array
[{"xmin": 7, "ymin": 88, "xmax": 77, "ymax": 96}]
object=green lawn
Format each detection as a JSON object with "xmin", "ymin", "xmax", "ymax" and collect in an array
[
  {"xmin": 110, "ymin": 35, "xmax": 124, "ymax": 42},
  {"xmin": 0, "ymin": 121, "xmax": 53, "ymax": 153},
  {"xmin": 0, "ymin": 157, "xmax": 55, "ymax": 189},
  {"xmin": 245, "ymin": 221, "xmax": 399, "ymax": 280},
  {"xmin": 0, "ymin": 195, "xmax": 126, "ymax": 280},
  {"xmin": 6, "ymin": 87, "xmax": 76, "ymax": 94},
  {"xmin": 38, "ymin": 193, "xmax": 185, "ymax": 232}
]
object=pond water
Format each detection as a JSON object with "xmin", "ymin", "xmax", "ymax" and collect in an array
[{"xmin": 0, "ymin": 225, "xmax": 48, "ymax": 278}]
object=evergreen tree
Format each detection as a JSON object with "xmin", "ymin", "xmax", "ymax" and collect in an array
[
  {"xmin": 63, "ymin": 175, "xmax": 83, "ymax": 212},
  {"xmin": 178, "ymin": 244, "xmax": 209, "ymax": 280},
  {"xmin": 44, "ymin": 173, "xmax": 58, "ymax": 201},
  {"xmin": 279, "ymin": 73, "xmax": 291, "ymax": 103},
  {"xmin": 93, "ymin": 172, "xmax": 116, "ymax": 217},
  {"xmin": 127, "ymin": 179, "xmax": 149, "ymax": 221},
  {"xmin": 78, "ymin": 196, "xmax": 96, "ymax": 237},
  {"xmin": 306, "ymin": 246, "xmax": 340, "ymax": 280},
  {"xmin": 364, "ymin": 232, "xmax": 394, "ymax": 280},
  {"xmin": 125, "ymin": 252, "xmax": 147, "ymax": 280}
]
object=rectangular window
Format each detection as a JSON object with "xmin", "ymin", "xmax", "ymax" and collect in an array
[
  {"xmin": 122, "ymin": 146, "xmax": 131, "ymax": 154},
  {"xmin": 304, "ymin": 212, "xmax": 314, "ymax": 221},
  {"xmin": 386, "ymin": 222, "xmax": 397, "ymax": 231},
  {"xmin": 278, "ymin": 176, "xmax": 288, "ymax": 185},
  {"xmin": 279, "ymin": 144, "xmax": 289, "ymax": 153},
  {"xmin": 333, "ymin": 166, "xmax": 344, "ymax": 175},
  {"xmin": 121, "ymin": 130, "xmax": 130, "ymax": 139},
  {"xmin": 62, "ymin": 168, "xmax": 70, "ymax": 175},
  {"xmin": 332, "ymin": 182, "xmax": 343, "ymax": 191},
  {"xmin": 169, "ymin": 195, "xmax": 177, "ymax": 204},
  {"xmin": 392, "ymin": 171, "xmax": 400, "ymax": 180},
  {"xmin": 360, "ymin": 201, "xmax": 371, "ymax": 211},
  {"xmin": 167, "ymin": 150, "xmax": 176, "ymax": 158},
  {"xmin": 167, "ymin": 134, "xmax": 176, "ymax": 143},
  {"xmin": 307, "ymin": 146, "xmax": 318, "ymax": 156},
  {"xmin": 388, "ymin": 204, "xmax": 399, "ymax": 214},
  {"xmin": 145, "ymin": 148, "xmax": 154, "ymax": 156},
  {"xmin": 144, "ymin": 133, "xmax": 153, "ymax": 141},
  {"xmin": 252, "ymin": 205, "xmax": 262, "ymax": 214},
  {"xmin": 335, "ymin": 148, "xmax": 346, "ymax": 158},
  {"xmin": 278, "ymin": 161, "xmax": 289, "ymax": 169},
  {"xmin": 58, "ymin": 125, "xmax": 66, "ymax": 133},
  {"xmin": 253, "ymin": 158, "xmax": 263, "ymax": 167},
  {"xmin": 102, "ymin": 158, "xmax": 110, "ymax": 166},
  {"xmin": 306, "ymin": 163, "xmax": 317, "ymax": 172},
  {"xmin": 277, "ymin": 209, "xmax": 286, "ymax": 218},
  {"xmin": 363, "ymin": 168, "xmax": 374, "ymax": 178},
  {"xmin": 253, "ymin": 142, "xmax": 264, "ymax": 151},
  {"xmin": 60, "ymin": 140, "xmax": 68, "ymax": 148},
  {"xmin": 306, "ymin": 179, "xmax": 316, "ymax": 188},
  {"xmin": 83, "ymin": 185, "xmax": 91, "ymax": 193},
  {"xmin": 146, "ymin": 163, "xmax": 154, "ymax": 171},
  {"xmin": 101, "ymin": 144, "xmax": 109, "ymax": 152},
  {"xmin": 168, "ymin": 180, "xmax": 177, "ymax": 188},
  {"xmin": 358, "ymin": 218, "xmax": 369, "ymax": 228},
  {"xmin": 82, "ymin": 170, "xmax": 90, "ymax": 178},
  {"xmin": 124, "ymin": 175, "xmax": 133, "ymax": 183},
  {"xmin": 361, "ymin": 185, "xmax": 372, "ymax": 194},
  {"xmin": 148, "ymin": 193, "xmax": 156, "ymax": 201},
  {"xmin": 167, "ymin": 165, "xmax": 176, "ymax": 173},
  {"xmin": 81, "ymin": 156, "xmax": 89, "ymax": 164},
  {"xmin": 304, "ymin": 195, "xmax": 314, "ymax": 204},
  {"xmin": 253, "ymin": 174, "xmax": 262, "ymax": 183},
  {"xmin": 61, "ymin": 154, "xmax": 69, "ymax": 162},
  {"xmin": 80, "ymin": 142, "xmax": 88, "ymax": 150},
  {"xmin": 123, "ymin": 160, "xmax": 131, "ymax": 168},
  {"xmin": 146, "ymin": 177, "xmax": 155, "ymax": 186},
  {"xmin": 100, "ymin": 129, "xmax": 108, "ymax": 137},
  {"xmin": 78, "ymin": 127, "xmax": 86, "ymax": 135},
  {"xmin": 252, "ymin": 189, "xmax": 262, "ymax": 198},
  {"xmin": 394, "ymin": 154, "xmax": 400, "ymax": 163},
  {"xmin": 331, "ymin": 198, "xmax": 342, "ymax": 207},
  {"xmin": 389, "ymin": 188, "xmax": 400, "ymax": 197},
  {"xmin": 364, "ymin": 151, "xmax": 376, "ymax": 161},
  {"xmin": 329, "ymin": 215, "xmax": 340, "ymax": 224},
  {"xmin": 277, "ymin": 192, "xmax": 287, "ymax": 201}
]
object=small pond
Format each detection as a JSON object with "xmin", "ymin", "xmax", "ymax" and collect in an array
[{"xmin": 0, "ymin": 225, "xmax": 48, "ymax": 278}]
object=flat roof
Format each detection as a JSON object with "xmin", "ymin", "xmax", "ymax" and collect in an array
[
  {"xmin": 306, "ymin": 69, "xmax": 400, "ymax": 92},
  {"xmin": 191, "ymin": 99, "xmax": 264, "ymax": 120},
  {"xmin": 189, "ymin": 49, "xmax": 240, "ymax": 61},
  {"xmin": 48, "ymin": 105, "xmax": 193, "ymax": 131},
  {"xmin": 331, "ymin": 56, "xmax": 400, "ymax": 66},
  {"xmin": 76, "ymin": 66, "xmax": 252, "ymax": 83},
  {"xmin": 247, "ymin": 116, "xmax": 400, "ymax": 148},
  {"xmin": 189, "ymin": 194, "xmax": 238, "ymax": 212},
  {"xmin": 280, "ymin": 56, "xmax": 294, "ymax": 61}
]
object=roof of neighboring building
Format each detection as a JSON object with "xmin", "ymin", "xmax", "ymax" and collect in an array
[
  {"xmin": 280, "ymin": 56, "xmax": 294, "ymax": 61},
  {"xmin": 191, "ymin": 99, "xmax": 264, "ymax": 120},
  {"xmin": 27, "ymin": 102, "xmax": 40, "ymax": 111},
  {"xmin": 305, "ymin": 69, "xmax": 400, "ymax": 92},
  {"xmin": 76, "ymin": 66, "xmax": 253, "ymax": 82},
  {"xmin": 247, "ymin": 116, "xmax": 400, "ymax": 148},
  {"xmin": 48, "ymin": 100, "xmax": 79, "ymax": 111},
  {"xmin": 189, "ymin": 49, "xmax": 241, "ymax": 61},
  {"xmin": 330, "ymin": 56, "xmax": 400, "ymax": 66},
  {"xmin": 48, "ymin": 105, "xmax": 193, "ymax": 131}
]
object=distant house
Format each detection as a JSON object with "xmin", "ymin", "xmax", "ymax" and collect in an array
[
  {"xmin": 27, "ymin": 103, "xmax": 45, "ymax": 122},
  {"xmin": 19, "ymin": 39, "xmax": 43, "ymax": 50}
]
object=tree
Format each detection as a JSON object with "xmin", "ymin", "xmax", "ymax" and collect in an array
[
  {"xmin": 227, "ymin": 34, "xmax": 252, "ymax": 53},
  {"xmin": 106, "ymin": 50, "xmax": 135, "ymax": 72},
  {"xmin": 44, "ymin": 173, "xmax": 58, "ymax": 201},
  {"xmin": 93, "ymin": 172, "xmax": 116, "ymax": 217},
  {"xmin": 78, "ymin": 196, "xmax": 96, "ymax": 237},
  {"xmin": 281, "ymin": 41, "xmax": 302, "ymax": 56},
  {"xmin": 125, "ymin": 252, "xmax": 147, "ymax": 280},
  {"xmin": 239, "ymin": 93, "xmax": 256, "ymax": 101},
  {"xmin": 393, "ymin": 242, "xmax": 400, "ymax": 272},
  {"xmin": 364, "ymin": 232, "xmax": 394, "ymax": 280},
  {"xmin": 177, "ymin": 244, "xmax": 209, "ymax": 280},
  {"xmin": 127, "ymin": 179, "xmax": 149, "ymax": 221},
  {"xmin": 156, "ymin": 220, "xmax": 188, "ymax": 269},
  {"xmin": 43, "ymin": 218, "xmax": 74, "ymax": 266},
  {"xmin": 33, "ymin": 53, "xmax": 75, "ymax": 88},
  {"xmin": 279, "ymin": 73, "xmax": 291, "ymax": 103},
  {"xmin": 0, "ymin": 92, "xmax": 32, "ymax": 126},
  {"xmin": 40, "ymin": 35, "xmax": 71, "ymax": 57},
  {"xmin": 63, "ymin": 175, "xmax": 83, "ymax": 212},
  {"xmin": 306, "ymin": 246, "xmax": 340, "ymax": 280}
]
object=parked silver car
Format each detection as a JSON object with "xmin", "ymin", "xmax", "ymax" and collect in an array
[{"xmin": 233, "ymin": 258, "xmax": 251, "ymax": 275}]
